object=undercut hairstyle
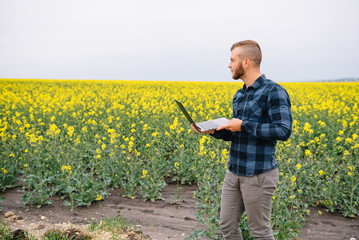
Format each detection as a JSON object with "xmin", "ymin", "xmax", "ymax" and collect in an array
[{"xmin": 231, "ymin": 40, "xmax": 262, "ymax": 66}]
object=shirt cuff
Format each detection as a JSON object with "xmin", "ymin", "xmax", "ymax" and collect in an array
[{"xmin": 241, "ymin": 120, "xmax": 246, "ymax": 132}]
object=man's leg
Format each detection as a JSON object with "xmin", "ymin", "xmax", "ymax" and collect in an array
[
  {"xmin": 220, "ymin": 170, "xmax": 245, "ymax": 240},
  {"xmin": 241, "ymin": 168, "xmax": 279, "ymax": 240}
]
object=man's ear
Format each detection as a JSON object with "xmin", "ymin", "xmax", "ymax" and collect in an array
[{"xmin": 243, "ymin": 58, "xmax": 251, "ymax": 68}]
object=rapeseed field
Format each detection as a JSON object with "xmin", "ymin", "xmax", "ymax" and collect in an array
[{"xmin": 1, "ymin": 79, "xmax": 358, "ymax": 239}]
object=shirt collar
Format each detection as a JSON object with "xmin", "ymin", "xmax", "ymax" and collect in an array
[{"xmin": 241, "ymin": 74, "xmax": 266, "ymax": 91}]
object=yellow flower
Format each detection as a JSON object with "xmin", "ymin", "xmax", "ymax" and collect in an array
[
  {"xmin": 303, "ymin": 122, "xmax": 314, "ymax": 134},
  {"xmin": 96, "ymin": 194, "xmax": 103, "ymax": 201},
  {"xmin": 143, "ymin": 124, "xmax": 149, "ymax": 131},
  {"xmin": 47, "ymin": 124, "xmax": 61, "ymax": 135},
  {"xmin": 142, "ymin": 169, "xmax": 148, "ymax": 178},
  {"xmin": 61, "ymin": 165, "xmax": 72, "ymax": 175},
  {"xmin": 317, "ymin": 120, "xmax": 326, "ymax": 128},
  {"xmin": 174, "ymin": 162, "xmax": 180, "ymax": 169},
  {"xmin": 296, "ymin": 163, "xmax": 302, "ymax": 170},
  {"xmin": 67, "ymin": 126, "xmax": 74, "ymax": 137},
  {"xmin": 1, "ymin": 168, "xmax": 8, "ymax": 174},
  {"xmin": 305, "ymin": 149, "xmax": 312, "ymax": 157},
  {"xmin": 290, "ymin": 175, "xmax": 296, "ymax": 182},
  {"xmin": 319, "ymin": 170, "xmax": 325, "ymax": 176}
]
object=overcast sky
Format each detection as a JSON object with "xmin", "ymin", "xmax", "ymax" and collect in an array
[{"xmin": 1, "ymin": 0, "xmax": 358, "ymax": 82}]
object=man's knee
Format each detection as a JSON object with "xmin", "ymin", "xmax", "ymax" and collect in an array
[
  {"xmin": 248, "ymin": 223, "xmax": 274, "ymax": 240},
  {"xmin": 219, "ymin": 216, "xmax": 243, "ymax": 239}
]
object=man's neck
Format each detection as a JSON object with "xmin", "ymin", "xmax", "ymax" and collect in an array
[{"xmin": 242, "ymin": 71, "xmax": 262, "ymax": 88}]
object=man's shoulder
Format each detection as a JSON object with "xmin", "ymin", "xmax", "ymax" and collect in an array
[
  {"xmin": 263, "ymin": 78, "xmax": 284, "ymax": 88},
  {"xmin": 262, "ymin": 78, "xmax": 288, "ymax": 93},
  {"xmin": 260, "ymin": 78, "xmax": 291, "ymax": 103}
]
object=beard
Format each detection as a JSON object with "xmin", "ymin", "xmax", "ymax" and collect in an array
[{"xmin": 232, "ymin": 62, "xmax": 244, "ymax": 80}]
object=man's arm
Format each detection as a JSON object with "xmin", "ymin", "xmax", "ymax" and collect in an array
[
  {"xmin": 191, "ymin": 124, "xmax": 214, "ymax": 135},
  {"xmin": 191, "ymin": 124, "xmax": 233, "ymax": 141},
  {"xmin": 241, "ymin": 86, "xmax": 292, "ymax": 141},
  {"xmin": 216, "ymin": 86, "xmax": 292, "ymax": 141}
]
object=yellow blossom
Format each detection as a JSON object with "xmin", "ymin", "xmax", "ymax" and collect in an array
[
  {"xmin": 174, "ymin": 162, "xmax": 180, "ymax": 169},
  {"xmin": 305, "ymin": 149, "xmax": 312, "ymax": 157},
  {"xmin": 142, "ymin": 169, "xmax": 148, "ymax": 178},
  {"xmin": 296, "ymin": 163, "xmax": 302, "ymax": 170}
]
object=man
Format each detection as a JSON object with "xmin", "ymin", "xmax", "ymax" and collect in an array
[{"xmin": 191, "ymin": 40, "xmax": 292, "ymax": 239}]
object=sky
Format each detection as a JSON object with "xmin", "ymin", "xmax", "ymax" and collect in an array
[{"xmin": 0, "ymin": 0, "xmax": 358, "ymax": 82}]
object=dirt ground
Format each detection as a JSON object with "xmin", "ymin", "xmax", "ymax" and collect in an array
[{"xmin": 1, "ymin": 183, "xmax": 358, "ymax": 240}]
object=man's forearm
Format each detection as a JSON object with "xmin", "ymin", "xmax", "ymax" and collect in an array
[{"xmin": 241, "ymin": 121, "xmax": 292, "ymax": 141}]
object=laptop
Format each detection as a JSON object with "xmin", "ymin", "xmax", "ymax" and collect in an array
[{"xmin": 174, "ymin": 99, "xmax": 230, "ymax": 132}]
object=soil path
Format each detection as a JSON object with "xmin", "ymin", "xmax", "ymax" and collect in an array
[
  {"xmin": 298, "ymin": 207, "xmax": 358, "ymax": 240},
  {"xmin": 0, "ymin": 183, "xmax": 205, "ymax": 240},
  {"xmin": 1, "ymin": 183, "xmax": 358, "ymax": 240}
]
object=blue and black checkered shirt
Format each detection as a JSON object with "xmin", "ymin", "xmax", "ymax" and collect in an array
[{"xmin": 211, "ymin": 74, "xmax": 292, "ymax": 176}]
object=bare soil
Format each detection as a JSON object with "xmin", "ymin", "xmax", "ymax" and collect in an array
[
  {"xmin": 1, "ymin": 183, "xmax": 358, "ymax": 240},
  {"xmin": 297, "ymin": 207, "xmax": 358, "ymax": 240}
]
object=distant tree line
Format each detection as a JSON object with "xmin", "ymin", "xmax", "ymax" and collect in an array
[{"xmin": 319, "ymin": 77, "xmax": 359, "ymax": 82}]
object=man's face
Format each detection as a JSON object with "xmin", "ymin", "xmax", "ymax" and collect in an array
[{"xmin": 228, "ymin": 47, "xmax": 244, "ymax": 80}]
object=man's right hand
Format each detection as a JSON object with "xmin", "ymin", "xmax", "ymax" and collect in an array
[{"xmin": 191, "ymin": 124, "xmax": 215, "ymax": 134}]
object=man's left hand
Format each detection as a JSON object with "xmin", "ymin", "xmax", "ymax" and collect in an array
[{"xmin": 216, "ymin": 118, "xmax": 243, "ymax": 132}]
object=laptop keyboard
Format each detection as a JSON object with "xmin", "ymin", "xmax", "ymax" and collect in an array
[{"xmin": 197, "ymin": 121, "xmax": 218, "ymax": 131}]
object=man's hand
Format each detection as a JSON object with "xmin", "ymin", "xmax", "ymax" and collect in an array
[
  {"xmin": 216, "ymin": 118, "xmax": 243, "ymax": 132},
  {"xmin": 191, "ymin": 124, "xmax": 215, "ymax": 134}
]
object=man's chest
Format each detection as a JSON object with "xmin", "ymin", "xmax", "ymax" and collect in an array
[{"xmin": 232, "ymin": 90, "xmax": 269, "ymax": 121}]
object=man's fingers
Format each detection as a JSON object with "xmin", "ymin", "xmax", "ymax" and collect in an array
[
  {"xmin": 191, "ymin": 124, "xmax": 201, "ymax": 133},
  {"xmin": 216, "ymin": 124, "xmax": 229, "ymax": 131}
]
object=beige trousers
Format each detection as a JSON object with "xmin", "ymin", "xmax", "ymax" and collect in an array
[{"xmin": 219, "ymin": 168, "xmax": 279, "ymax": 240}]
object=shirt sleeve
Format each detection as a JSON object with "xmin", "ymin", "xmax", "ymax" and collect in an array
[
  {"xmin": 210, "ymin": 129, "xmax": 233, "ymax": 141},
  {"xmin": 241, "ymin": 85, "xmax": 292, "ymax": 141}
]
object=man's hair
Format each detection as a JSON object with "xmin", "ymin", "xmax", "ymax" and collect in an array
[{"xmin": 231, "ymin": 40, "xmax": 262, "ymax": 66}]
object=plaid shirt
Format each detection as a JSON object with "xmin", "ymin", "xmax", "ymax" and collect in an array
[{"xmin": 211, "ymin": 74, "xmax": 292, "ymax": 176}]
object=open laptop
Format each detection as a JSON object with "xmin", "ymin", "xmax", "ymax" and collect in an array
[{"xmin": 174, "ymin": 99, "xmax": 230, "ymax": 132}]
